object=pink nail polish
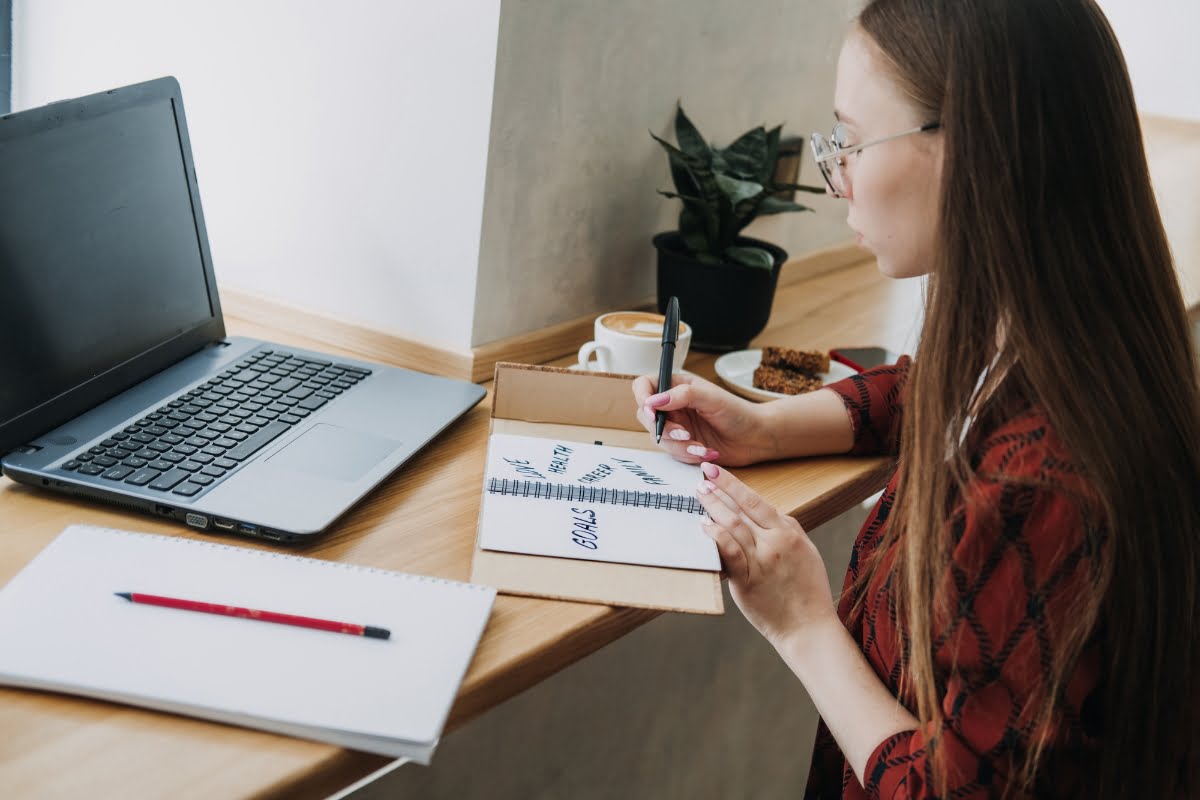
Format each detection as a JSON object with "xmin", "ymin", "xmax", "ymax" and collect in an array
[{"xmin": 701, "ymin": 462, "xmax": 719, "ymax": 479}]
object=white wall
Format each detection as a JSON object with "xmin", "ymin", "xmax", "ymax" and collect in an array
[
  {"xmin": 13, "ymin": 0, "xmax": 501, "ymax": 352},
  {"xmin": 470, "ymin": 0, "xmax": 856, "ymax": 345},
  {"xmin": 1099, "ymin": 0, "xmax": 1200, "ymax": 121}
]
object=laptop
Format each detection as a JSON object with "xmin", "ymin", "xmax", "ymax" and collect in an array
[{"xmin": 0, "ymin": 77, "xmax": 486, "ymax": 542}]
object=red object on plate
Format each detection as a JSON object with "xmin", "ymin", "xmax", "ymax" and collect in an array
[
  {"xmin": 829, "ymin": 350, "xmax": 865, "ymax": 372},
  {"xmin": 829, "ymin": 347, "xmax": 894, "ymax": 372}
]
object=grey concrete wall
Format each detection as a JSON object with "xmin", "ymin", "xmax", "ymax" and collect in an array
[
  {"xmin": 346, "ymin": 502, "xmax": 870, "ymax": 799},
  {"xmin": 470, "ymin": 0, "xmax": 859, "ymax": 346}
]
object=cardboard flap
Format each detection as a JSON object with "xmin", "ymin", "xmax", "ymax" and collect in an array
[
  {"xmin": 492, "ymin": 363, "xmax": 645, "ymax": 429},
  {"xmin": 471, "ymin": 364, "xmax": 723, "ymax": 615}
]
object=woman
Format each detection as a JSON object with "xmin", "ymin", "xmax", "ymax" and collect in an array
[{"xmin": 634, "ymin": 1, "xmax": 1200, "ymax": 797}]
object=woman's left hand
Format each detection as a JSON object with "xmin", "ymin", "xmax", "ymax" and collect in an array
[{"xmin": 695, "ymin": 461, "xmax": 837, "ymax": 648}]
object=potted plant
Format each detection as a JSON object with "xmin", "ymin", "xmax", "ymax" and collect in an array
[{"xmin": 652, "ymin": 104, "xmax": 825, "ymax": 351}]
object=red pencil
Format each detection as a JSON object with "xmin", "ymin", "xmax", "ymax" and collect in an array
[{"xmin": 115, "ymin": 592, "xmax": 390, "ymax": 640}]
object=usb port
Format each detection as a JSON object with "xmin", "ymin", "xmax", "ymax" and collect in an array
[
  {"xmin": 259, "ymin": 530, "xmax": 284, "ymax": 542},
  {"xmin": 213, "ymin": 519, "xmax": 235, "ymax": 531},
  {"xmin": 238, "ymin": 522, "xmax": 257, "ymax": 534}
]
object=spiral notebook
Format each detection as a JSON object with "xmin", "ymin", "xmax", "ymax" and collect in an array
[
  {"xmin": 478, "ymin": 433, "xmax": 721, "ymax": 571},
  {"xmin": 0, "ymin": 525, "xmax": 496, "ymax": 763}
]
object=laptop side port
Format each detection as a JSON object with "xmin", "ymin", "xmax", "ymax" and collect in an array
[
  {"xmin": 213, "ymin": 519, "xmax": 235, "ymax": 531},
  {"xmin": 259, "ymin": 530, "xmax": 284, "ymax": 542},
  {"xmin": 185, "ymin": 513, "xmax": 209, "ymax": 529},
  {"xmin": 238, "ymin": 522, "xmax": 257, "ymax": 534}
]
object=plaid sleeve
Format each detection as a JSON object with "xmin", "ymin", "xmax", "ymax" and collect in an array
[
  {"xmin": 860, "ymin": 466, "xmax": 1104, "ymax": 798},
  {"xmin": 825, "ymin": 356, "xmax": 912, "ymax": 456}
]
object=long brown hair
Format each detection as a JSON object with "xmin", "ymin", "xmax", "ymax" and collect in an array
[{"xmin": 855, "ymin": 0, "xmax": 1200, "ymax": 796}]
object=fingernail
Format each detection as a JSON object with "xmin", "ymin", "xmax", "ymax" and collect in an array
[
  {"xmin": 668, "ymin": 429, "xmax": 691, "ymax": 441},
  {"xmin": 701, "ymin": 462, "xmax": 719, "ymax": 479},
  {"xmin": 686, "ymin": 444, "xmax": 707, "ymax": 456},
  {"xmin": 697, "ymin": 480, "xmax": 713, "ymax": 494},
  {"xmin": 705, "ymin": 449, "xmax": 720, "ymax": 461},
  {"xmin": 646, "ymin": 392, "xmax": 669, "ymax": 407}
]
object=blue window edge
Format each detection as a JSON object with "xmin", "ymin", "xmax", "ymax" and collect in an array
[{"xmin": 1, "ymin": 0, "xmax": 10, "ymax": 114}]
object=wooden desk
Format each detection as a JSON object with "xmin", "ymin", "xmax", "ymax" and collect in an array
[{"xmin": 0, "ymin": 256, "xmax": 920, "ymax": 799}]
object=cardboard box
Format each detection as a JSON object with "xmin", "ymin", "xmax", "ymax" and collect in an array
[{"xmin": 470, "ymin": 363, "xmax": 723, "ymax": 614}]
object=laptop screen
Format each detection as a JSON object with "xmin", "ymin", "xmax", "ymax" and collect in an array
[{"xmin": 0, "ymin": 84, "xmax": 220, "ymax": 448}]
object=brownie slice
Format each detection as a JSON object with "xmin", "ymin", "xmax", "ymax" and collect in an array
[
  {"xmin": 752, "ymin": 365, "xmax": 826, "ymax": 395},
  {"xmin": 759, "ymin": 346, "xmax": 830, "ymax": 375}
]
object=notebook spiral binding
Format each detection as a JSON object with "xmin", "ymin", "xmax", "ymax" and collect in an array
[
  {"xmin": 485, "ymin": 478, "xmax": 708, "ymax": 516},
  {"xmin": 94, "ymin": 527, "xmax": 490, "ymax": 590}
]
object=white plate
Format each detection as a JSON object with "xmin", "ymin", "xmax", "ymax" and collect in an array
[{"xmin": 714, "ymin": 349, "xmax": 856, "ymax": 402}]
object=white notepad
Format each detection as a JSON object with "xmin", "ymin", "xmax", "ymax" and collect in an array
[
  {"xmin": 0, "ymin": 525, "xmax": 496, "ymax": 763},
  {"xmin": 478, "ymin": 433, "xmax": 720, "ymax": 571}
]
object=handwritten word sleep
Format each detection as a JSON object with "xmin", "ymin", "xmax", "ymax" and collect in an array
[
  {"xmin": 569, "ymin": 507, "xmax": 600, "ymax": 550},
  {"xmin": 577, "ymin": 463, "xmax": 614, "ymax": 484},
  {"xmin": 547, "ymin": 444, "xmax": 574, "ymax": 476},
  {"xmin": 612, "ymin": 457, "xmax": 668, "ymax": 486},
  {"xmin": 503, "ymin": 458, "xmax": 547, "ymax": 481}
]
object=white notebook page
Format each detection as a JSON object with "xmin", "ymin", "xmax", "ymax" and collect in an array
[
  {"xmin": 478, "ymin": 433, "xmax": 720, "ymax": 571},
  {"xmin": 0, "ymin": 526, "xmax": 496, "ymax": 762}
]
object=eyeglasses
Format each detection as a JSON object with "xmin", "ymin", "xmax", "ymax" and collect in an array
[{"xmin": 810, "ymin": 120, "xmax": 941, "ymax": 198}]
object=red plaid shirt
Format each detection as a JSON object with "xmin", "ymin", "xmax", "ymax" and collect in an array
[{"xmin": 806, "ymin": 357, "xmax": 1105, "ymax": 798}]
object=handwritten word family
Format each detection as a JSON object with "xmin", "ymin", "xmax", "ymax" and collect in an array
[{"xmin": 612, "ymin": 457, "xmax": 669, "ymax": 487}]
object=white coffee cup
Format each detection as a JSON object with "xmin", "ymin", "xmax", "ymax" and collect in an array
[{"xmin": 577, "ymin": 311, "xmax": 692, "ymax": 374}]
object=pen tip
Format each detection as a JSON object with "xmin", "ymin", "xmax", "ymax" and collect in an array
[
  {"xmin": 115, "ymin": 592, "xmax": 132, "ymax": 601},
  {"xmin": 655, "ymin": 434, "xmax": 662, "ymax": 444}
]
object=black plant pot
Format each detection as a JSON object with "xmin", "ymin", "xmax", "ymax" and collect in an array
[{"xmin": 653, "ymin": 231, "xmax": 787, "ymax": 352}]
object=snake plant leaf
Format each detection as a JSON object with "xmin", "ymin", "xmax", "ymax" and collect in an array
[
  {"xmin": 760, "ymin": 125, "xmax": 782, "ymax": 184},
  {"xmin": 673, "ymin": 104, "xmax": 710, "ymax": 162},
  {"xmin": 758, "ymin": 196, "xmax": 814, "ymax": 215},
  {"xmin": 655, "ymin": 106, "xmax": 812, "ymax": 265},
  {"xmin": 714, "ymin": 173, "xmax": 763, "ymax": 207},
  {"xmin": 721, "ymin": 127, "xmax": 767, "ymax": 178},
  {"xmin": 651, "ymin": 131, "xmax": 725, "ymax": 209},
  {"xmin": 679, "ymin": 187, "xmax": 721, "ymax": 246},
  {"xmin": 773, "ymin": 181, "xmax": 828, "ymax": 195},
  {"xmin": 723, "ymin": 245, "xmax": 775, "ymax": 270},
  {"xmin": 657, "ymin": 189, "xmax": 703, "ymax": 202},
  {"xmin": 664, "ymin": 149, "xmax": 701, "ymax": 198},
  {"xmin": 730, "ymin": 199, "xmax": 760, "ymax": 236},
  {"xmin": 650, "ymin": 131, "xmax": 702, "ymax": 168},
  {"xmin": 679, "ymin": 206, "xmax": 712, "ymax": 255}
]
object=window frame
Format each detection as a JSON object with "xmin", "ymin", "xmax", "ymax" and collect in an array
[{"xmin": 0, "ymin": 0, "xmax": 10, "ymax": 114}]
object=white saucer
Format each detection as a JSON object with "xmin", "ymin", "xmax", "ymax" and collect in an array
[{"xmin": 713, "ymin": 349, "xmax": 856, "ymax": 402}]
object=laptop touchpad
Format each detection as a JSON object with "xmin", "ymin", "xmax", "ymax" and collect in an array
[{"xmin": 266, "ymin": 424, "xmax": 399, "ymax": 482}]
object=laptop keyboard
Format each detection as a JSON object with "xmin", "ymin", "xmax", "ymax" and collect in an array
[{"xmin": 58, "ymin": 349, "xmax": 370, "ymax": 498}]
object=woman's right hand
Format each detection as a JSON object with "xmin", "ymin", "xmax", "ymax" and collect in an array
[{"xmin": 632, "ymin": 373, "xmax": 775, "ymax": 467}]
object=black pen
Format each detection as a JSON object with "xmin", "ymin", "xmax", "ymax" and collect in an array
[{"xmin": 655, "ymin": 296, "xmax": 681, "ymax": 443}]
